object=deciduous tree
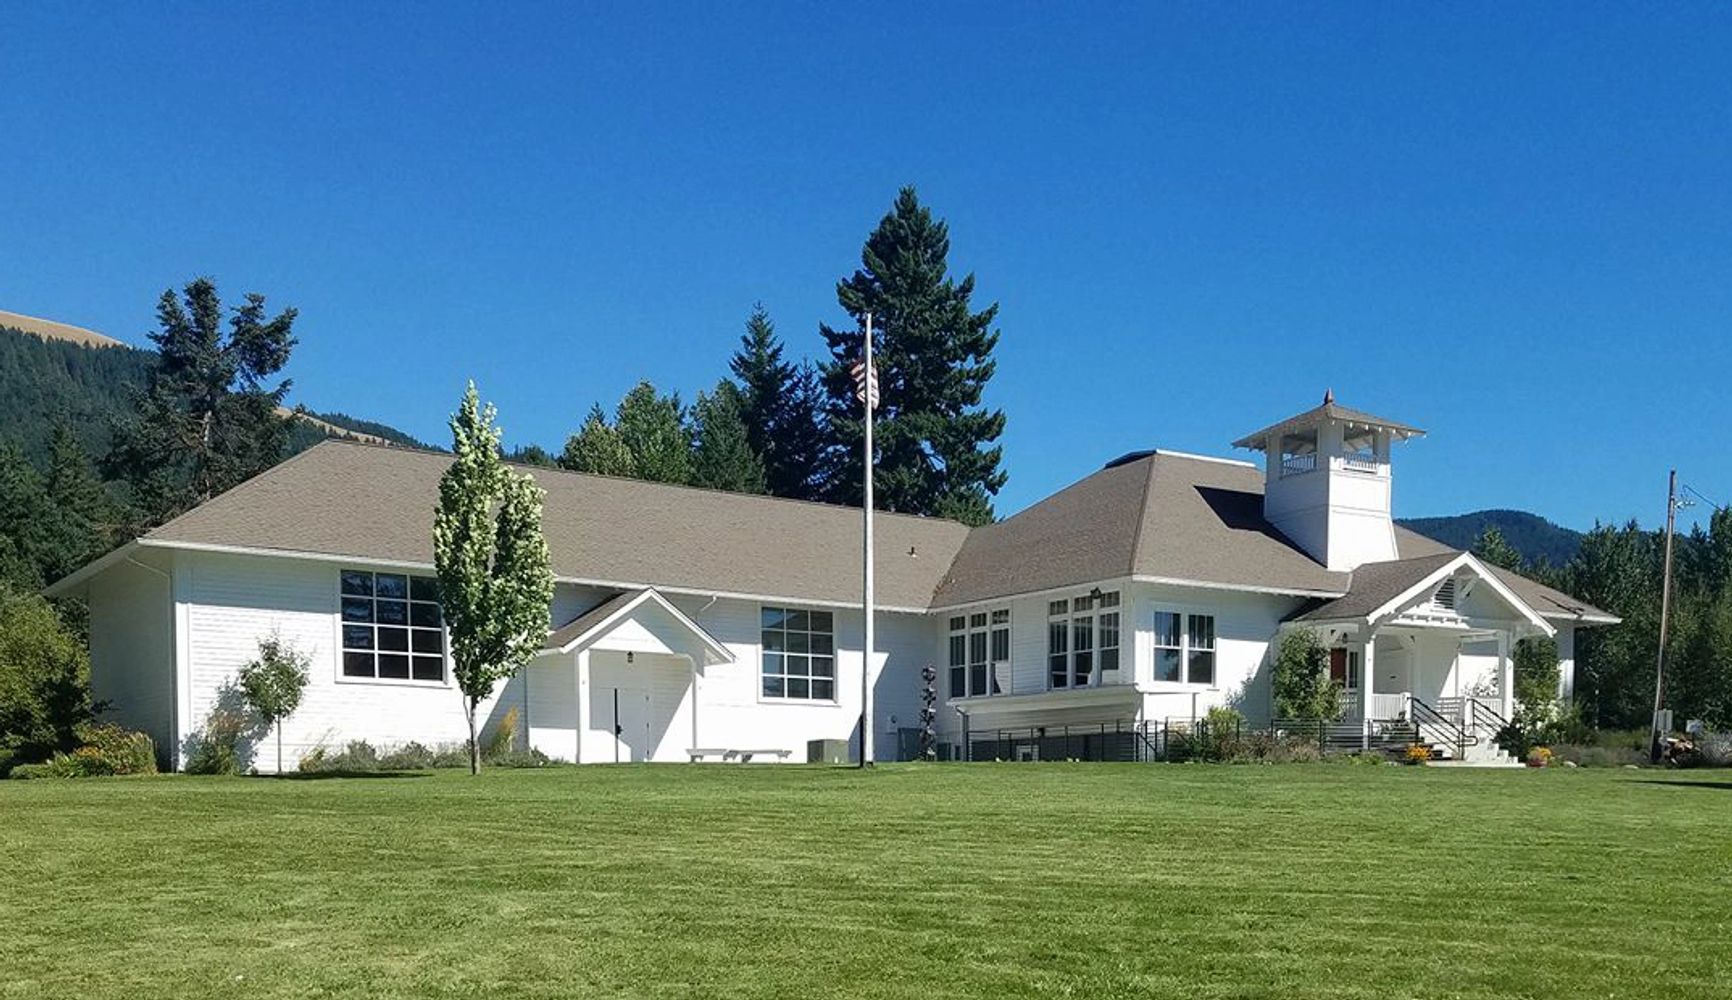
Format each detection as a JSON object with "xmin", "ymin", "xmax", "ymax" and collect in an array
[
  {"xmin": 237, "ymin": 633, "xmax": 310, "ymax": 774},
  {"xmin": 434, "ymin": 384, "xmax": 554, "ymax": 774}
]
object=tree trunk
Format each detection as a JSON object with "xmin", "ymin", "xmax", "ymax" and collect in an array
[
  {"xmin": 276, "ymin": 721, "xmax": 283, "ymax": 776},
  {"xmin": 466, "ymin": 698, "xmax": 481, "ymax": 775}
]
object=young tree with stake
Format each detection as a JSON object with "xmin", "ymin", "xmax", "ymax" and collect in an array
[
  {"xmin": 237, "ymin": 633, "xmax": 310, "ymax": 774},
  {"xmin": 434, "ymin": 383, "xmax": 555, "ymax": 775}
]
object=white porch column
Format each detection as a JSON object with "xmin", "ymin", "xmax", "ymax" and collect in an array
[
  {"xmin": 575, "ymin": 648, "xmax": 591, "ymax": 764},
  {"xmin": 1497, "ymin": 631, "xmax": 1513, "ymax": 720},
  {"xmin": 1555, "ymin": 625, "xmax": 1576, "ymax": 703},
  {"xmin": 1360, "ymin": 635, "xmax": 1376, "ymax": 749}
]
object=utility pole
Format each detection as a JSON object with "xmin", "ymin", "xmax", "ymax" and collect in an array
[
  {"xmin": 853, "ymin": 313, "xmax": 879, "ymax": 768},
  {"xmin": 1650, "ymin": 469, "xmax": 1680, "ymax": 763}
]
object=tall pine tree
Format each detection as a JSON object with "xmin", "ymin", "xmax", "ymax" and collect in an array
[
  {"xmin": 691, "ymin": 381, "xmax": 766, "ymax": 494},
  {"xmin": 40, "ymin": 423, "xmax": 119, "ymax": 584},
  {"xmin": 817, "ymin": 187, "xmax": 1006, "ymax": 525},
  {"xmin": 0, "ymin": 438, "xmax": 50, "ymax": 590},
  {"xmin": 105, "ymin": 278, "xmax": 297, "ymax": 523},
  {"xmin": 729, "ymin": 305, "xmax": 824, "ymax": 499}
]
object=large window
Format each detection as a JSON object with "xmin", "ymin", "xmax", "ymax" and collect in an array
[
  {"xmin": 761, "ymin": 607, "xmax": 835, "ymax": 700},
  {"xmin": 1153, "ymin": 610, "xmax": 1216, "ymax": 686},
  {"xmin": 949, "ymin": 609, "xmax": 1009, "ymax": 698},
  {"xmin": 1047, "ymin": 590, "xmax": 1120, "ymax": 689},
  {"xmin": 341, "ymin": 570, "xmax": 445, "ymax": 682}
]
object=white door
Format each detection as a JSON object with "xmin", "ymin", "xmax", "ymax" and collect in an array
[{"xmin": 590, "ymin": 660, "xmax": 651, "ymax": 762}]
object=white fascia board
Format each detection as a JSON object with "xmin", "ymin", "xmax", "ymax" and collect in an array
[
  {"xmin": 545, "ymin": 588, "xmax": 734, "ymax": 664},
  {"xmin": 128, "ymin": 539, "xmax": 930, "ymax": 615},
  {"xmin": 40, "ymin": 542, "xmax": 142, "ymax": 597},
  {"xmin": 1136, "ymin": 571, "xmax": 1350, "ymax": 596},
  {"xmin": 1368, "ymin": 553, "xmax": 1555, "ymax": 637},
  {"xmin": 927, "ymin": 576, "xmax": 1138, "ymax": 615}
]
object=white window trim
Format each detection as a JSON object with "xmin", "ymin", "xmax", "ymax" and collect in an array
[
  {"xmin": 1148, "ymin": 606, "xmax": 1218, "ymax": 689},
  {"xmin": 756, "ymin": 604, "xmax": 840, "ymax": 705},
  {"xmin": 332, "ymin": 569, "xmax": 453, "ymax": 689},
  {"xmin": 1046, "ymin": 590, "xmax": 1122, "ymax": 692},
  {"xmin": 947, "ymin": 608, "xmax": 1011, "ymax": 700}
]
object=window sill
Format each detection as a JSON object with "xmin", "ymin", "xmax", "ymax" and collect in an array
[
  {"xmin": 757, "ymin": 695, "xmax": 841, "ymax": 707},
  {"xmin": 335, "ymin": 674, "xmax": 452, "ymax": 690}
]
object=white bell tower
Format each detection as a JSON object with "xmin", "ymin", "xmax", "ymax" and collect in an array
[{"xmin": 1233, "ymin": 391, "xmax": 1425, "ymax": 572}]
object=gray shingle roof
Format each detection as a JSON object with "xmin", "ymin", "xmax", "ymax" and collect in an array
[
  {"xmin": 116, "ymin": 438, "xmax": 1613, "ymax": 623},
  {"xmin": 931, "ymin": 451, "xmax": 1350, "ymax": 606},
  {"xmin": 143, "ymin": 440, "xmax": 970, "ymax": 610},
  {"xmin": 543, "ymin": 590, "xmax": 640, "ymax": 651},
  {"xmin": 1289, "ymin": 552, "xmax": 1460, "ymax": 622}
]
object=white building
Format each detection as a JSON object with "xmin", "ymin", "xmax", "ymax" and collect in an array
[{"xmin": 48, "ymin": 395, "xmax": 1616, "ymax": 770}]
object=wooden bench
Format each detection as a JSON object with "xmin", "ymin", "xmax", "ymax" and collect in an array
[{"xmin": 686, "ymin": 747, "xmax": 794, "ymax": 763}]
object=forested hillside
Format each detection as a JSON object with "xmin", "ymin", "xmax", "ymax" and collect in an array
[
  {"xmin": 0, "ymin": 324, "xmax": 425, "ymax": 460},
  {"xmin": 1399, "ymin": 509, "xmax": 1585, "ymax": 567}
]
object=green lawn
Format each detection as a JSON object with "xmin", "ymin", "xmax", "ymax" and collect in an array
[{"xmin": 3, "ymin": 764, "xmax": 1728, "ymax": 999}]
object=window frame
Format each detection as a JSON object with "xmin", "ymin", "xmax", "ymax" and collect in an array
[
  {"xmin": 758, "ymin": 605, "xmax": 838, "ymax": 704},
  {"xmin": 1148, "ymin": 606, "xmax": 1219, "ymax": 688},
  {"xmin": 1046, "ymin": 590, "xmax": 1121, "ymax": 691},
  {"xmin": 948, "ymin": 607, "xmax": 1010, "ymax": 700},
  {"xmin": 334, "ymin": 568, "xmax": 451, "ymax": 688}
]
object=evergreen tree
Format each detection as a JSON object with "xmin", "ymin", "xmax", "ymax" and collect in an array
[
  {"xmin": 691, "ymin": 381, "xmax": 766, "ymax": 494},
  {"xmin": 1472, "ymin": 525, "xmax": 1525, "ymax": 572},
  {"xmin": 105, "ymin": 278, "xmax": 297, "ymax": 524},
  {"xmin": 40, "ymin": 423, "xmax": 119, "ymax": 584},
  {"xmin": 0, "ymin": 439, "xmax": 49, "ymax": 590},
  {"xmin": 613, "ymin": 381, "xmax": 691, "ymax": 485},
  {"xmin": 729, "ymin": 305, "xmax": 824, "ymax": 499},
  {"xmin": 505, "ymin": 443, "xmax": 557, "ymax": 468},
  {"xmin": 817, "ymin": 187, "xmax": 1006, "ymax": 525},
  {"xmin": 559, "ymin": 404, "xmax": 636, "ymax": 477}
]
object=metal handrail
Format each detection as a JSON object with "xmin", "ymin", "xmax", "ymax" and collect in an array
[{"xmin": 1411, "ymin": 697, "xmax": 1477, "ymax": 757}]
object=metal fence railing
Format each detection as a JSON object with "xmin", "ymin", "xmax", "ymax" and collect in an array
[{"xmin": 933, "ymin": 716, "xmax": 1421, "ymax": 763}]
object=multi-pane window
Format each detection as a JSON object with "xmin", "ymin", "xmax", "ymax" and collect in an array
[
  {"xmin": 1152, "ymin": 610, "xmax": 1216, "ymax": 686},
  {"xmin": 761, "ymin": 607, "xmax": 835, "ymax": 700},
  {"xmin": 1047, "ymin": 591, "xmax": 1120, "ymax": 689},
  {"xmin": 949, "ymin": 609, "xmax": 1009, "ymax": 698},
  {"xmin": 341, "ymin": 570, "xmax": 445, "ymax": 682}
]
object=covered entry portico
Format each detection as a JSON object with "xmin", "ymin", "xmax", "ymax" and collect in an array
[
  {"xmin": 525, "ymin": 588, "xmax": 733, "ymax": 763},
  {"xmin": 1292, "ymin": 551, "xmax": 1555, "ymax": 752}
]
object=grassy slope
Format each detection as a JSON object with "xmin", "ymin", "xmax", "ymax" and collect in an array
[{"xmin": 2, "ymin": 765, "xmax": 1727, "ymax": 999}]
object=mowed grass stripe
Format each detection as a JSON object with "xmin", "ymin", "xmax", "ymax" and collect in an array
[{"xmin": 2, "ymin": 764, "xmax": 1728, "ymax": 999}]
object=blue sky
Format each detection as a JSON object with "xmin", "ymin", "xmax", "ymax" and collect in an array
[{"xmin": 3, "ymin": 3, "xmax": 1727, "ymax": 530}]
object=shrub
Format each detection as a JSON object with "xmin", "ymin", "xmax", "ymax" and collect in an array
[
  {"xmin": 1550, "ymin": 743, "xmax": 1647, "ymax": 768},
  {"xmin": 378, "ymin": 742, "xmax": 437, "ymax": 771},
  {"xmin": 0, "ymin": 587, "xmax": 97, "ymax": 767},
  {"xmin": 8, "ymin": 761, "xmax": 54, "ymax": 779},
  {"xmin": 482, "ymin": 706, "xmax": 520, "ymax": 761},
  {"xmin": 1221, "ymin": 730, "xmax": 1322, "ymax": 764},
  {"xmin": 1405, "ymin": 743, "xmax": 1432, "ymax": 765},
  {"xmin": 1526, "ymin": 746, "xmax": 1555, "ymax": 768},
  {"xmin": 75, "ymin": 723, "xmax": 157, "ymax": 775},
  {"xmin": 184, "ymin": 708, "xmax": 248, "ymax": 775},
  {"xmin": 1272, "ymin": 630, "xmax": 1342, "ymax": 721},
  {"xmin": 486, "ymin": 748, "xmax": 554, "ymax": 769}
]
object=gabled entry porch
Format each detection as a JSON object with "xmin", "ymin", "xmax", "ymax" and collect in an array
[
  {"xmin": 524, "ymin": 588, "xmax": 734, "ymax": 763},
  {"xmin": 1291, "ymin": 551, "xmax": 1555, "ymax": 760}
]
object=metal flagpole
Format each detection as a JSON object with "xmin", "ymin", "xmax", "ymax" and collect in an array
[{"xmin": 860, "ymin": 312, "xmax": 876, "ymax": 768}]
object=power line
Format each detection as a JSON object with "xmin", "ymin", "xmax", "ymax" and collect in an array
[{"xmin": 1681, "ymin": 483, "xmax": 1727, "ymax": 513}]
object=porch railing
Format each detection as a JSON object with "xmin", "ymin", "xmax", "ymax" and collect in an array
[
  {"xmin": 1280, "ymin": 453, "xmax": 1317, "ymax": 476},
  {"xmin": 1343, "ymin": 692, "xmax": 1410, "ymax": 721}
]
